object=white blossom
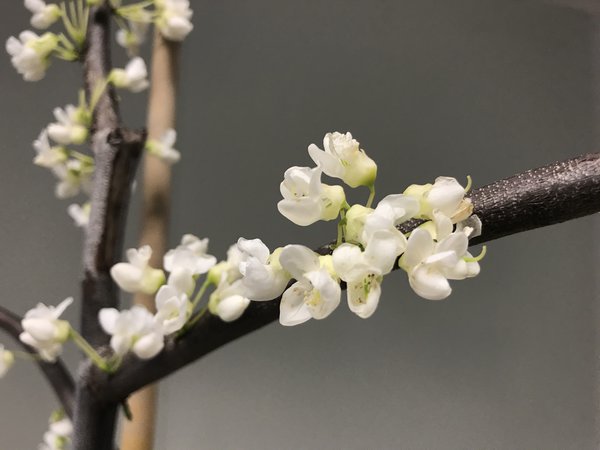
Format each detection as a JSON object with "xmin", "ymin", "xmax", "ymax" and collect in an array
[
  {"xmin": 278, "ymin": 245, "xmax": 340, "ymax": 326},
  {"xmin": 39, "ymin": 416, "xmax": 73, "ymax": 450},
  {"xmin": 154, "ymin": 285, "xmax": 190, "ymax": 334},
  {"xmin": 208, "ymin": 275, "xmax": 250, "ymax": 322},
  {"xmin": 33, "ymin": 129, "xmax": 67, "ymax": 169},
  {"xmin": 333, "ymin": 230, "xmax": 405, "ymax": 318},
  {"xmin": 24, "ymin": 0, "xmax": 61, "ymax": 29},
  {"xmin": 278, "ymin": 166, "xmax": 345, "ymax": 226},
  {"xmin": 99, "ymin": 306, "xmax": 164, "ymax": 359},
  {"xmin": 362, "ymin": 194, "xmax": 419, "ymax": 244},
  {"xmin": 116, "ymin": 20, "xmax": 149, "ymax": 56},
  {"xmin": 164, "ymin": 235, "xmax": 216, "ymax": 294},
  {"xmin": 237, "ymin": 238, "xmax": 290, "ymax": 301},
  {"xmin": 399, "ymin": 213, "xmax": 480, "ymax": 300},
  {"xmin": 110, "ymin": 57, "xmax": 149, "ymax": 92},
  {"xmin": 156, "ymin": 0, "xmax": 194, "ymax": 42},
  {"xmin": 67, "ymin": 202, "xmax": 90, "ymax": 228},
  {"xmin": 308, "ymin": 132, "xmax": 377, "ymax": 188},
  {"xmin": 404, "ymin": 176, "xmax": 472, "ymax": 222},
  {"xmin": 207, "ymin": 244, "xmax": 244, "ymax": 286},
  {"xmin": 47, "ymin": 104, "xmax": 89, "ymax": 145},
  {"xmin": 111, "ymin": 245, "xmax": 165, "ymax": 294},
  {"xmin": 146, "ymin": 128, "xmax": 181, "ymax": 165},
  {"xmin": 6, "ymin": 31, "xmax": 58, "ymax": 81},
  {"xmin": 19, "ymin": 297, "xmax": 72, "ymax": 362},
  {"xmin": 53, "ymin": 159, "xmax": 93, "ymax": 199},
  {"xmin": 0, "ymin": 345, "xmax": 15, "ymax": 378}
]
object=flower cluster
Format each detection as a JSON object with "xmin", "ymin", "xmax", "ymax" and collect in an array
[
  {"xmin": 104, "ymin": 132, "xmax": 485, "ymax": 341},
  {"xmin": 7, "ymin": 2, "xmax": 186, "ymax": 227},
  {"xmin": 39, "ymin": 412, "xmax": 73, "ymax": 450}
]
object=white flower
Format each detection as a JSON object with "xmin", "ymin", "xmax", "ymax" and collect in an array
[
  {"xmin": 333, "ymin": 230, "xmax": 406, "ymax": 318},
  {"xmin": 47, "ymin": 104, "xmax": 89, "ymax": 145},
  {"xmin": 109, "ymin": 57, "xmax": 149, "ymax": 92},
  {"xmin": 39, "ymin": 416, "xmax": 73, "ymax": 450},
  {"xmin": 154, "ymin": 285, "xmax": 190, "ymax": 334},
  {"xmin": 207, "ymin": 244, "xmax": 244, "ymax": 286},
  {"xmin": 278, "ymin": 245, "xmax": 341, "ymax": 326},
  {"xmin": 24, "ymin": 0, "xmax": 61, "ymax": 29},
  {"xmin": 99, "ymin": 306, "xmax": 164, "ymax": 359},
  {"xmin": 164, "ymin": 234, "xmax": 216, "ymax": 294},
  {"xmin": 237, "ymin": 238, "xmax": 290, "ymax": 301},
  {"xmin": 67, "ymin": 202, "xmax": 90, "ymax": 228},
  {"xmin": 116, "ymin": 20, "xmax": 149, "ymax": 56},
  {"xmin": 0, "ymin": 345, "xmax": 15, "ymax": 378},
  {"xmin": 33, "ymin": 129, "xmax": 67, "ymax": 168},
  {"xmin": 361, "ymin": 194, "xmax": 419, "ymax": 244},
  {"xmin": 146, "ymin": 128, "xmax": 181, "ymax": 164},
  {"xmin": 156, "ymin": 0, "xmax": 194, "ymax": 42},
  {"xmin": 111, "ymin": 245, "xmax": 166, "ymax": 294},
  {"xmin": 308, "ymin": 132, "xmax": 377, "ymax": 188},
  {"xmin": 53, "ymin": 159, "xmax": 93, "ymax": 199},
  {"xmin": 399, "ymin": 213, "xmax": 480, "ymax": 300},
  {"xmin": 278, "ymin": 166, "xmax": 345, "ymax": 226},
  {"xmin": 6, "ymin": 31, "xmax": 58, "ymax": 81},
  {"xmin": 404, "ymin": 176, "xmax": 472, "ymax": 221},
  {"xmin": 208, "ymin": 276, "xmax": 250, "ymax": 322},
  {"xmin": 19, "ymin": 297, "xmax": 72, "ymax": 362}
]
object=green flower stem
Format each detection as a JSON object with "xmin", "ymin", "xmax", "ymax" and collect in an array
[
  {"xmin": 336, "ymin": 208, "xmax": 348, "ymax": 247},
  {"xmin": 185, "ymin": 306, "xmax": 209, "ymax": 330},
  {"xmin": 366, "ymin": 184, "xmax": 376, "ymax": 208},
  {"xmin": 190, "ymin": 278, "xmax": 212, "ymax": 312},
  {"xmin": 69, "ymin": 328, "xmax": 111, "ymax": 372},
  {"xmin": 464, "ymin": 245, "xmax": 487, "ymax": 262}
]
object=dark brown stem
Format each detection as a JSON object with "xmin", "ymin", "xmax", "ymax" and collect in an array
[
  {"xmin": 100, "ymin": 151, "xmax": 600, "ymax": 402},
  {"xmin": 74, "ymin": 3, "xmax": 145, "ymax": 449},
  {"xmin": 0, "ymin": 305, "xmax": 75, "ymax": 418}
]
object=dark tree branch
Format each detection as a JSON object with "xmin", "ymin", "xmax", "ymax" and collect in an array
[
  {"xmin": 74, "ymin": 3, "xmax": 145, "ymax": 449},
  {"xmin": 101, "ymin": 151, "xmax": 600, "ymax": 402},
  {"xmin": 0, "ymin": 305, "xmax": 75, "ymax": 418}
]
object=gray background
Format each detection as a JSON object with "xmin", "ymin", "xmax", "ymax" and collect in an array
[{"xmin": 0, "ymin": 0, "xmax": 598, "ymax": 448}]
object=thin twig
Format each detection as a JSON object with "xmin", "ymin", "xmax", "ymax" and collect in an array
[{"xmin": 0, "ymin": 305, "xmax": 75, "ymax": 418}]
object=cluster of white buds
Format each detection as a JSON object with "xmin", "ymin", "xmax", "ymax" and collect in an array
[
  {"xmin": 6, "ymin": 1, "xmax": 89, "ymax": 81},
  {"xmin": 32, "ymin": 93, "xmax": 94, "ymax": 227},
  {"xmin": 39, "ymin": 411, "xmax": 73, "ymax": 450},
  {"xmin": 104, "ymin": 131, "xmax": 485, "ymax": 337},
  {"xmin": 112, "ymin": 0, "xmax": 193, "ymax": 56}
]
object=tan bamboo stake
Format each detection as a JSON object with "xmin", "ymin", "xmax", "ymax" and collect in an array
[{"xmin": 120, "ymin": 30, "xmax": 180, "ymax": 450}]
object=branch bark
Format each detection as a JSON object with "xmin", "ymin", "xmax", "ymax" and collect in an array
[
  {"xmin": 0, "ymin": 305, "xmax": 75, "ymax": 418},
  {"xmin": 74, "ymin": 3, "xmax": 145, "ymax": 449},
  {"xmin": 101, "ymin": 151, "xmax": 600, "ymax": 402}
]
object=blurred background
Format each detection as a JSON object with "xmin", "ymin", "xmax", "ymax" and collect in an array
[{"xmin": 1, "ymin": 0, "xmax": 599, "ymax": 448}]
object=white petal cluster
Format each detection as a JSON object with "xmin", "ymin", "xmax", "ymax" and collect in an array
[
  {"xmin": 47, "ymin": 104, "xmax": 89, "ymax": 146},
  {"xmin": 6, "ymin": 31, "xmax": 58, "ymax": 81},
  {"xmin": 67, "ymin": 202, "xmax": 90, "ymax": 228},
  {"xmin": 0, "ymin": 345, "xmax": 15, "ymax": 378},
  {"xmin": 19, "ymin": 297, "xmax": 72, "ymax": 362},
  {"xmin": 308, "ymin": 132, "xmax": 377, "ymax": 188},
  {"xmin": 278, "ymin": 166, "xmax": 345, "ymax": 226},
  {"xmin": 208, "ymin": 238, "xmax": 290, "ymax": 322},
  {"xmin": 164, "ymin": 234, "xmax": 217, "ymax": 295},
  {"xmin": 24, "ymin": 0, "xmax": 61, "ymax": 29},
  {"xmin": 155, "ymin": 0, "xmax": 194, "ymax": 42},
  {"xmin": 146, "ymin": 129, "xmax": 181, "ymax": 165},
  {"xmin": 39, "ymin": 416, "xmax": 73, "ymax": 450},
  {"xmin": 110, "ymin": 245, "xmax": 166, "ymax": 295},
  {"xmin": 116, "ymin": 20, "xmax": 149, "ymax": 56},
  {"xmin": 109, "ymin": 57, "xmax": 149, "ymax": 93},
  {"xmin": 99, "ymin": 306, "xmax": 164, "ymax": 359},
  {"xmin": 400, "ymin": 213, "xmax": 480, "ymax": 300},
  {"xmin": 278, "ymin": 246, "xmax": 340, "ymax": 326},
  {"xmin": 404, "ymin": 176, "xmax": 472, "ymax": 222}
]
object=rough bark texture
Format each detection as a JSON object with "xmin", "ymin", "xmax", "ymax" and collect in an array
[
  {"xmin": 0, "ymin": 305, "xmax": 75, "ymax": 418},
  {"xmin": 73, "ymin": 3, "xmax": 145, "ymax": 450},
  {"xmin": 101, "ymin": 151, "xmax": 600, "ymax": 402}
]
